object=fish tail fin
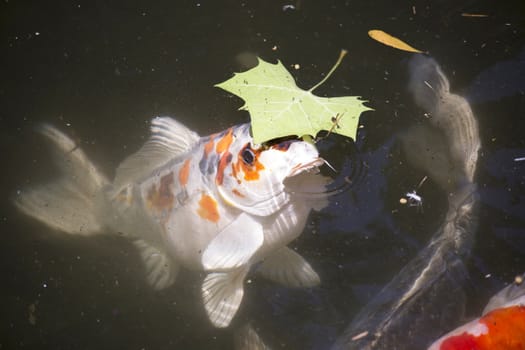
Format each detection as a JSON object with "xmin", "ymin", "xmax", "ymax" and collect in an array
[
  {"xmin": 13, "ymin": 124, "xmax": 109, "ymax": 235},
  {"xmin": 408, "ymin": 54, "xmax": 450, "ymax": 111}
]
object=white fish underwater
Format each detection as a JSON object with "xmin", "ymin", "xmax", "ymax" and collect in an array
[{"xmin": 14, "ymin": 117, "xmax": 329, "ymax": 328}]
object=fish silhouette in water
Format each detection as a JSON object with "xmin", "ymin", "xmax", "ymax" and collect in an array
[
  {"xmin": 405, "ymin": 54, "xmax": 480, "ymax": 189},
  {"xmin": 332, "ymin": 55, "xmax": 480, "ymax": 349},
  {"xmin": 428, "ymin": 274, "xmax": 525, "ymax": 350},
  {"xmin": 14, "ymin": 117, "xmax": 329, "ymax": 328}
]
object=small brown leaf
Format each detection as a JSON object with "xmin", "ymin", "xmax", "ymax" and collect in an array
[
  {"xmin": 461, "ymin": 13, "xmax": 489, "ymax": 18},
  {"xmin": 368, "ymin": 29, "xmax": 423, "ymax": 53}
]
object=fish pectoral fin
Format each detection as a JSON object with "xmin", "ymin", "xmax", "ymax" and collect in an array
[
  {"xmin": 113, "ymin": 117, "xmax": 200, "ymax": 192},
  {"xmin": 257, "ymin": 247, "xmax": 320, "ymax": 288},
  {"xmin": 133, "ymin": 239, "xmax": 179, "ymax": 290},
  {"xmin": 202, "ymin": 267, "xmax": 249, "ymax": 328},
  {"xmin": 202, "ymin": 213, "xmax": 263, "ymax": 270}
]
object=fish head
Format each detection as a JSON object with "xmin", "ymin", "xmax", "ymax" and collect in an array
[{"xmin": 216, "ymin": 124, "xmax": 324, "ymax": 216}]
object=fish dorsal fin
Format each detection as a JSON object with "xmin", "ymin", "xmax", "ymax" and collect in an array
[
  {"xmin": 202, "ymin": 266, "xmax": 249, "ymax": 327},
  {"xmin": 202, "ymin": 213, "xmax": 263, "ymax": 270},
  {"xmin": 133, "ymin": 239, "xmax": 179, "ymax": 290},
  {"xmin": 257, "ymin": 247, "xmax": 320, "ymax": 288},
  {"xmin": 113, "ymin": 117, "xmax": 200, "ymax": 189}
]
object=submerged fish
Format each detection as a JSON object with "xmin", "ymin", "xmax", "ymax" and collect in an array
[
  {"xmin": 14, "ymin": 117, "xmax": 329, "ymax": 328},
  {"xmin": 332, "ymin": 55, "xmax": 480, "ymax": 349},
  {"xmin": 428, "ymin": 274, "xmax": 525, "ymax": 350}
]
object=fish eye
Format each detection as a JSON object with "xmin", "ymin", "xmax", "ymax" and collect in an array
[{"xmin": 241, "ymin": 148, "xmax": 255, "ymax": 165}]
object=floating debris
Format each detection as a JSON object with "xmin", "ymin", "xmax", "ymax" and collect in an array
[
  {"xmin": 28, "ymin": 303, "xmax": 37, "ymax": 325},
  {"xmin": 461, "ymin": 13, "xmax": 489, "ymax": 18},
  {"xmin": 368, "ymin": 29, "xmax": 424, "ymax": 53},
  {"xmin": 515, "ymin": 275, "xmax": 523, "ymax": 285},
  {"xmin": 351, "ymin": 331, "xmax": 369, "ymax": 341}
]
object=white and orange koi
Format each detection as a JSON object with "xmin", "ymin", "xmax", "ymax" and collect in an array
[{"xmin": 14, "ymin": 117, "xmax": 329, "ymax": 327}]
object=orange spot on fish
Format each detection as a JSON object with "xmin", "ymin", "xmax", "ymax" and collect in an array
[
  {"xmin": 236, "ymin": 144, "xmax": 264, "ymax": 181},
  {"xmin": 216, "ymin": 128, "xmax": 234, "ymax": 154},
  {"xmin": 146, "ymin": 172, "xmax": 175, "ymax": 212},
  {"xmin": 231, "ymin": 162, "xmax": 237, "ymax": 179},
  {"xmin": 439, "ymin": 305, "xmax": 525, "ymax": 350},
  {"xmin": 197, "ymin": 193, "xmax": 220, "ymax": 222},
  {"xmin": 232, "ymin": 189, "xmax": 244, "ymax": 198},
  {"xmin": 179, "ymin": 159, "xmax": 191, "ymax": 186},
  {"xmin": 215, "ymin": 152, "xmax": 232, "ymax": 185},
  {"xmin": 243, "ymin": 161, "xmax": 264, "ymax": 181},
  {"xmin": 115, "ymin": 188, "xmax": 132, "ymax": 204}
]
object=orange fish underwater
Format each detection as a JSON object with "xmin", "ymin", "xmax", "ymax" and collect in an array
[{"xmin": 428, "ymin": 274, "xmax": 525, "ymax": 350}]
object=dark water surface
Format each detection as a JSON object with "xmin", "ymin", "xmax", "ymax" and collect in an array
[{"xmin": 2, "ymin": 1, "xmax": 525, "ymax": 349}]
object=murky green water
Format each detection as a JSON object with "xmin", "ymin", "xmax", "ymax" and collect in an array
[{"xmin": 2, "ymin": 1, "xmax": 525, "ymax": 349}]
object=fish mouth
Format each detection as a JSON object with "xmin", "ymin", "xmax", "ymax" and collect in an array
[{"xmin": 286, "ymin": 158, "xmax": 326, "ymax": 178}]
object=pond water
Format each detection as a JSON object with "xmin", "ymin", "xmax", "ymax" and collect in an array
[{"xmin": 2, "ymin": 1, "xmax": 525, "ymax": 349}]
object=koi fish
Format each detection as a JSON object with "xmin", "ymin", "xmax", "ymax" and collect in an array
[
  {"xmin": 14, "ymin": 117, "xmax": 329, "ymax": 328},
  {"xmin": 428, "ymin": 274, "xmax": 525, "ymax": 350},
  {"xmin": 333, "ymin": 55, "xmax": 481, "ymax": 350}
]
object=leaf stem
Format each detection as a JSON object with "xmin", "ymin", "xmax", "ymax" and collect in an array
[{"xmin": 309, "ymin": 49, "xmax": 348, "ymax": 93}]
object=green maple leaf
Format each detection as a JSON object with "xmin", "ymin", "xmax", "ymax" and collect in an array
[{"xmin": 215, "ymin": 52, "xmax": 372, "ymax": 144}]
